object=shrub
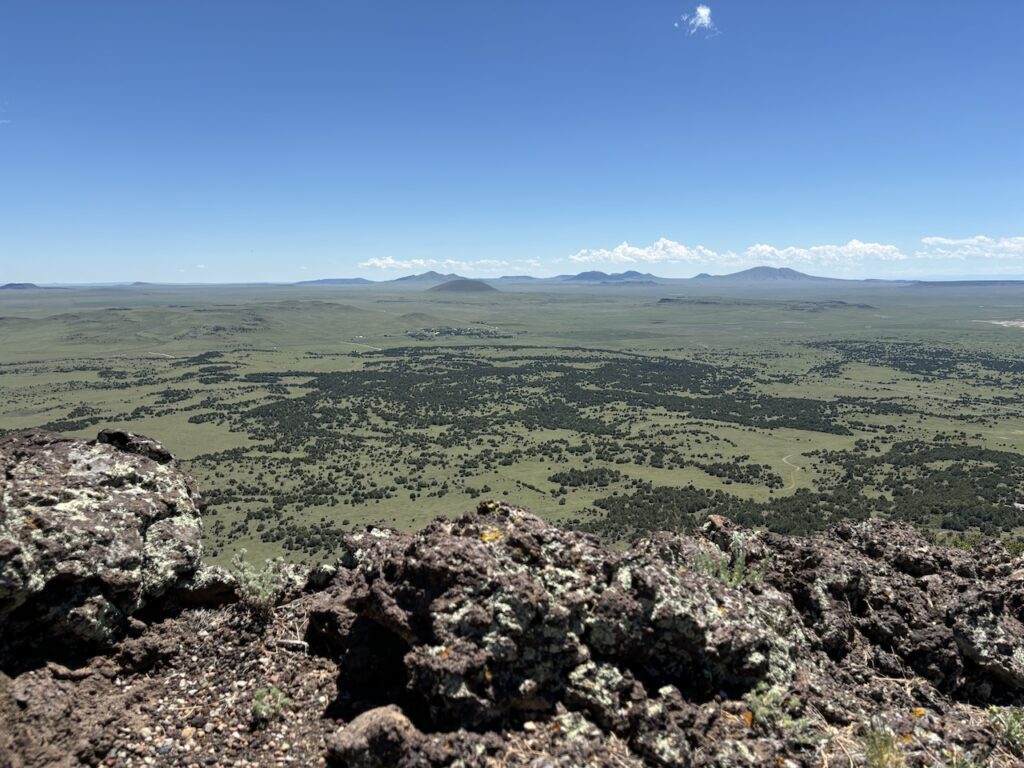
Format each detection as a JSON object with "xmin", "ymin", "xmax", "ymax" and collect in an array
[
  {"xmin": 862, "ymin": 719, "xmax": 905, "ymax": 768},
  {"xmin": 693, "ymin": 534, "xmax": 765, "ymax": 588},
  {"xmin": 990, "ymin": 706, "xmax": 1024, "ymax": 756},
  {"xmin": 231, "ymin": 548, "xmax": 285, "ymax": 623},
  {"xmin": 744, "ymin": 684, "xmax": 823, "ymax": 747}
]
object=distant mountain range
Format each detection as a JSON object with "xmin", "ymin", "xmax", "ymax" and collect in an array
[
  {"xmin": 9, "ymin": 267, "xmax": 1023, "ymax": 290},
  {"xmin": 395, "ymin": 271, "xmax": 463, "ymax": 285},
  {"xmin": 692, "ymin": 266, "xmax": 835, "ymax": 282},
  {"xmin": 0, "ymin": 283, "xmax": 66, "ymax": 291},
  {"xmin": 555, "ymin": 270, "xmax": 657, "ymax": 283},
  {"xmin": 293, "ymin": 266, "xmax": 914, "ymax": 288}
]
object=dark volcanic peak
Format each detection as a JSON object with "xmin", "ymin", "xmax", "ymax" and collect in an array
[
  {"xmin": 394, "ymin": 271, "xmax": 464, "ymax": 283},
  {"xmin": 0, "ymin": 282, "xmax": 41, "ymax": 290},
  {"xmin": 693, "ymin": 266, "xmax": 825, "ymax": 281},
  {"xmin": 562, "ymin": 270, "xmax": 658, "ymax": 282},
  {"xmin": 427, "ymin": 278, "xmax": 499, "ymax": 293},
  {"xmin": 296, "ymin": 277, "xmax": 375, "ymax": 286}
]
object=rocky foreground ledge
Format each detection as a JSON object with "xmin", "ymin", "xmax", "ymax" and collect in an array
[{"xmin": 3, "ymin": 431, "xmax": 1024, "ymax": 766}]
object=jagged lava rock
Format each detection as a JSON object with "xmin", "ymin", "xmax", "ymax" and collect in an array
[
  {"xmin": 309, "ymin": 501, "xmax": 806, "ymax": 763},
  {"xmin": 4, "ymin": 432, "xmax": 1024, "ymax": 766},
  {"xmin": 0, "ymin": 429, "xmax": 204, "ymax": 660},
  {"xmin": 701, "ymin": 514, "xmax": 1024, "ymax": 703}
]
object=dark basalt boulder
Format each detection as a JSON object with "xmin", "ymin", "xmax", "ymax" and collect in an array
[
  {"xmin": 308, "ymin": 501, "xmax": 806, "ymax": 763},
  {"xmin": 702, "ymin": 514, "xmax": 1024, "ymax": 702},
  {"xmin": 308, "ymin": 505, "xmax": 1024, "ymax": 766},
  {"xmin": 0, "ymin": 429, "xmax": 204, "ymax": 666}
]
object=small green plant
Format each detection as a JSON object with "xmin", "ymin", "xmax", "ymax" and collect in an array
[
  {"xmin": 744, "ymin": 684, "xmax": 823, "ymax": 747},
  {"xmin": 989, "ymin": 706, "xmax": 1024, "ymax": 756},
  {"xmin": 231, "ymin": 549, "xmax": 285, "ymax": 623},
  {"xmin": 747, "ymin": 684, "xmax": 788, "ymax": 729},
  {"xmin": 862, "ymin": 719, "xmax": 906, "ymax": 768},
  {"xmin": 251, "ymin": 686, "xmax": 290, "ymax": 728},
  {"xmin": 692, "ymin": 534, "xmax": 765, "ymax": 588}
]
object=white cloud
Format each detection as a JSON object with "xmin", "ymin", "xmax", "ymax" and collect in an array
[
  {"xmin": 360, "ymin": 256, "xmax": 439, "ymax": 271},
  {"xmin": 571, "ymin": 238, "xmax": 721, "ymax": 264},
  {"xmin": 569, "ymin": 234, "xmax": 1024, "ymax": 273},
  {"xmin": 918, "ymin": 235, "xmax": 1024, "ymax": 260},
  {"xmin": 675, "ymin": 4, "xmax": 718, "ymax": 36},
  {"xmin": 359, "ymin": 256, "xmax": 511, "ymax": 273},
  {"xmin": 570, "ymin": 238, "xmax": 905, "ymax": 268},
  {"xmin": 744, "ymin": 239, "xmax": 907, "ymax": 265}
]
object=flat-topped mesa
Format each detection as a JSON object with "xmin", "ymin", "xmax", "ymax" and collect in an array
[{"xmin": 0, "ymin": 429, "xmax": 205, "ymax": 662}]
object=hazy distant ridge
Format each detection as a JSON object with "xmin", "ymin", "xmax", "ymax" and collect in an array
[{"xmin": 293, "ymin": 266, "xmax": 933, "ymax": 287}]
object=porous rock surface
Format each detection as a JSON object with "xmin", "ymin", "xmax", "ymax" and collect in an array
[
  {"xmin": 2, "ymin": 430, "xmax": 1024, "ymax": 766},
  {"xmin": 0, "ymin": 429, "xmax": 204, "ymax": 659}
]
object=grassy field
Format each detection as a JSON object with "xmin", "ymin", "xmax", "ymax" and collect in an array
[{"xmin": 2, "ymin": 280, "xmax": 1023, "ymax": 564}]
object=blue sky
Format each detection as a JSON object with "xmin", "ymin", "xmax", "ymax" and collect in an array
[{"xmin": 1, "ymin": 1, "xmax": 1022, "ymax": 282}]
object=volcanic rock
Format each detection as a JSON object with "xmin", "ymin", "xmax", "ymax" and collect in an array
[
  {"xmin": 2, "ymin": 431, "xmax": 1024, "ymax": 766},
  {"xmin": 0, "ymin": 429, "xmax": 204, "ymax": 665}
]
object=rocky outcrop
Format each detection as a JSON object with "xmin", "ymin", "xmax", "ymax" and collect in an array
[
  {"xmin": 3, "ymin": 429, "xmax": 1024, "ymax": 766},
  {"xmin": 301, "ymin": 505, "xmax": 1024, "ymax": 765},
  {"xmin": 306, "ymin": 501, "xmax": 805, "ymax": 764},
  {"xmin": 0, "ymin": 429, "xmax": 204, "ymax": 664},
  {"xmin": 717, "ymin": 516, "xmax": 1024, "ymax": 701}
]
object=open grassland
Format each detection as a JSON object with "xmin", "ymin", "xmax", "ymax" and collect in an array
[{"xmin": 2, "ymin": 281, "xmax": 1024, "ymax": 565}]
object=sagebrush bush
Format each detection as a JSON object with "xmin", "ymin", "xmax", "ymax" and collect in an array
[
  {"xmin": 692, "ymin": 534, "xmax": 765, "ymax": 588},
  {"xmin": 862, "ymin": 718, "xmax": 906, "ymax": 768},
  {"xmin": 990, "ymin": 706, "xmax": 1024, "ymax": 756},
  {"xmin": 231, "ymin": 548, "xmax": 285, "ymax": 623}
]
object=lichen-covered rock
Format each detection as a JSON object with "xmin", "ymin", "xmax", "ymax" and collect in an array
[
  {"xmin": 0, "ymin": 429, "xmax": 204, "ymax": 663},
  {"xmin": 4, "ymin": 484, "xmax": 1024, "ymax": 766},
  {"xmin": 309, "ymin": 500, "xmax": 805, "ymax": 754},
  {"xmin": 758, "ymin": 517, "xmax": 1024, "ymax": 700},
  {"xmin": 950, "ymin": 585, "xmax": 1024, "ymax": 696}
]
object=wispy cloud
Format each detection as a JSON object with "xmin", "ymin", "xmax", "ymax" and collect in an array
[
  {"xmin": 571, "ymin": 238, "xmax": 904, "ymax": 267},
  {"xmin": 745, "ymin": 240, "xmax": 906, "ymax": 265},
  {"xmin": 359, "ymin": 256, "xmax": 511, "ymax": 273},
  {"xmin": 571, "ymin": 238, "xmax": 720, "ymax": 264},
  {"xmin": 0, "ymin": 119, "xmax": 11, "ymax": 125},
  {"xmin": 918, "ymin": 235, "xmax": 1024, "ymax": 260},
  {"xmin": 675, "ymin": 4, "xmax": 718, "ymax": 36},
  {"xmin": 570, "ymin": 235, "xmax": 1024, "ymax": 271},
  {"xmin": 361, "ymin": 256, "xmax": 438, "ymax": 271}
]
